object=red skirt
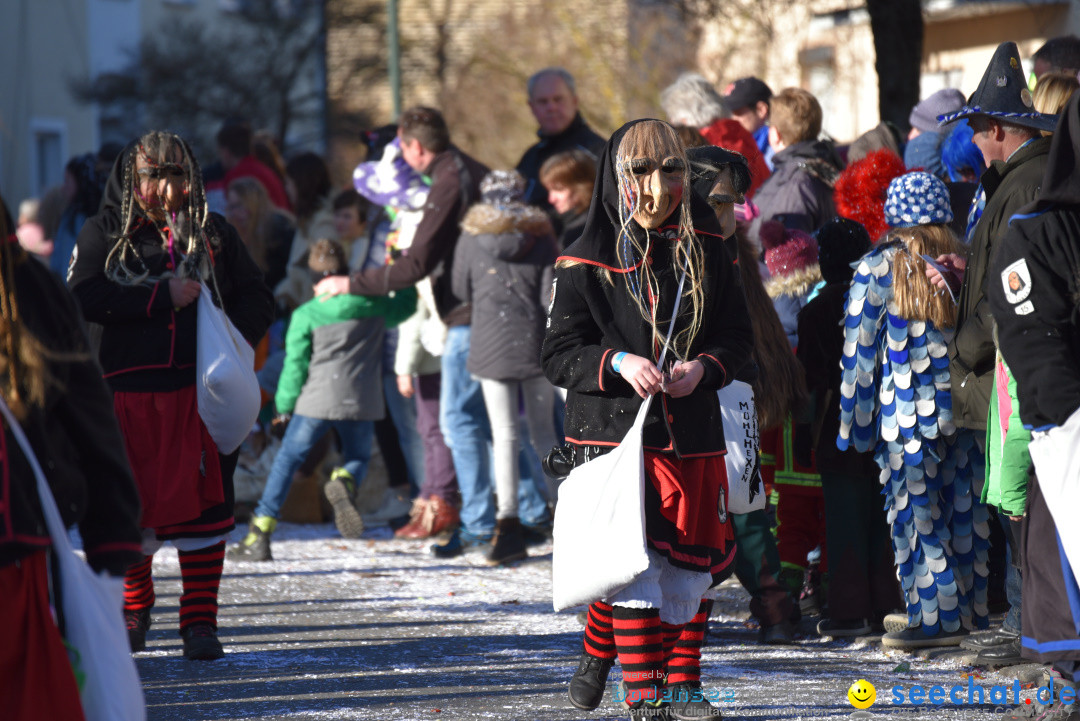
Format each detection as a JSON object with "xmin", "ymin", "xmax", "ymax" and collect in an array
[
  {"xmin": 0, "ymin": 551, "xmax": 86, "ymax": 721},
  {"xmin": 113, "ymin": 386, "xmax": 223, "ymax": 530},
  {"xmin": 644, "ymin": 453, "xmax": 735, "ymax": 584}
]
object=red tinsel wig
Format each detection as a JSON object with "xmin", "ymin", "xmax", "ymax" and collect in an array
[
  {"xmin": 699, "ymin": 118, "xmax": 771, "ymax": 200},
  {"xmin": 833, "ymin": 148, "xmax": 906, "ymax": 242}
]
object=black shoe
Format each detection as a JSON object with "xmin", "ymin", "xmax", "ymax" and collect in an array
[
  {"xmin": 666, "ymin": 682, "xmax": 720, "ymax": 720},
  {"xmin": 960, "ymin": 625, "xmax": 1020, "ymax": 651},
  {"xmin": 758, "ymin": 620, "xmax": 795, "ymax": 645},
  {"xmin": 976, "ymin": 639, "xmax": 1023, "ymax": 667},
  {"xmin": 487, "ymin": 517, "xmax": 528, "ymax": 566},
  {"xmin": 181, "ymin": 623, "xmax": 225, "ymax": 661},
  {"xmin": 430, "ymin": 528, "xmax": 492, "ymax": 559},
  {"xmin": 799, "ymin": 563, "xmax": 825, "ymax": 617},
  {"xmin": 125, "ymin": 608, "xmax": 151, "ymax": 653},
  {"xmin": 520, "ymin": 520, "xmax": 552, "ymax": 547},
  {"xmin": 567, "ymin": 651, "xmax": 615, "ymax": 711},
  {"xmin": 816, "ymin": 618, "xmax": 871, "ymax": 638},
  {"xmin": 629, "ymin": 700, "xmax": 671, "ymax": 720}
]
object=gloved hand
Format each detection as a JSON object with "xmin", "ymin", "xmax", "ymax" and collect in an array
[{"xmin": 269, "ymin": 413, "xmax": 291, "ymax": 439}]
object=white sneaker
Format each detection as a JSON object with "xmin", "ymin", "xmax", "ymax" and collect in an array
[{"xmin": 361, "ymin": 487, "xmax": 413, "ymax": 527}]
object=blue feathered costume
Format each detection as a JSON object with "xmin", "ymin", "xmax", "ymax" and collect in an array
[{"xmin": 837, "ymin": 241, "xmax": 990, "ymax": 635}]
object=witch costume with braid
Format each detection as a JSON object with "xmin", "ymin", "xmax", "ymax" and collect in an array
[
  {"xmin": 68, "ymin": 131, "xmax": 273, "ymax": 660},
  {"xmin": 837, "ymin": 174, "xmax": 990, "ymax": 645},
  {"xmin": 542, "ymin": 120, "xmax": 753, "ymax": 719}
]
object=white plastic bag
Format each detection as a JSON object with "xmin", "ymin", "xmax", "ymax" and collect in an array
[
  {"xmin": 718, "ymin": 380, "xmax": 766, "ymax": 514},
  {"xmin": 0, "ymin": 398, "xmax": 146, "ymax": 721},
  {"xmin": 1029, "ymin": 406, "xmax": 1080, "ymax": 582},
  {"xmin": 196, "ymin": 285, "xmax": 261, "ymax": 454},
  {"xmin": 552, "ymin": 398, "xmax": 652, "ymax": 611}
]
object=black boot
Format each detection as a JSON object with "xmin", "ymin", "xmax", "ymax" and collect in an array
[
  {"xmin": 181, "ymin": 623, "xmax": 225, "ymax": 661},
  {"xmin": 125, "ymin": 608, "xmax": 151, "ymax": 653},
  {"xmin": 568, "ymin": 650, "xmax": 615, "ymax": 710},
  {"xmin": 487, "ymin": 517, "xmax": 527, "ymax": 566}
]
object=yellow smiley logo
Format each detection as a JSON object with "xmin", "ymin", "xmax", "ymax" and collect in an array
[{"xmin": 848, "ymin": 679, "xmax": 876, "ymax": 709}]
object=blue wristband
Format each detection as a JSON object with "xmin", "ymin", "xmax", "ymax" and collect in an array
[{"xmin": 611, "ymin": 352, "xmax": 628, "ymax": 373}]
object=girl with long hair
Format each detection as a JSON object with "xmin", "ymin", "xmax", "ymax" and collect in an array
[{"xmin": 838, "ymin": 172, "xmax": 990, "ymax": 649}]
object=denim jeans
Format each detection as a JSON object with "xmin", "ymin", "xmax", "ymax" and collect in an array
[
  {"xmin": 254, "ymin": 414, "xmax": 374, "ymax": 520},
  {"xmin": 383, "ymin": 372, "xmax": 425, "ymax": 494},
  {"xmin": 438, "ymin": 326, "xmax": 550, "ymax": 538}
]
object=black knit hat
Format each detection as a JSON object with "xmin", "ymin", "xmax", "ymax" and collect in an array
[
  {"xmin": 815, "ymin": 217, "xmax": 871, "ymax": 285},
  {"xmin": 938, "ymin": 41, "xmax": 1058, "ymax": 132}
]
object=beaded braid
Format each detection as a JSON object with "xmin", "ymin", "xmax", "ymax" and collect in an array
[
  {"xmin": 614, "ymin": 121, "xmax": 707, "ymax": 362},
  {"xmin": 105, "ymin": 131, "xmax": 221, "ymax": 289}
]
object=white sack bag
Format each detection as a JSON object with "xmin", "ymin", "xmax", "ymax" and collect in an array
[
  {"xmin": 0, "ymin": 397, "xmax": 146, "ymax": 721},
  {"xmin": 717, "ymin": 380, "xmax": 766, "ymax": 514},
  {"xmin": 551, "ymin": 271, "xmax": 687, "ymax": 611},
  {"xmin": 1029, "ymin": 405, "xmax": 1080, "ymax": 583},
  {"xmin": 196, "ymin": 285, "xmax": 261, "ymax": 454},
  {"xmin": 551, "ymin": 397, "xmax": 653, "ymax": 611}
]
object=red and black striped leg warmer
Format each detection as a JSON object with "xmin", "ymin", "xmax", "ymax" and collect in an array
[
  {"xmin": 612, "ymin": 606, "xmax": 664, "ymax": 705},
  {"xmin": 583, "ymin": 601, "xmax": 617, "ymax": 660},
  {"xmin": 666, "ymin": 600, "xmax": 710, "ymax": 686},
  {"xmin": 661, "ymin": 621, "xmax": 683, "ymax": 667},
  {"xmin": 177, "ymin": 541, "xmax": 225, "ymax": 632},
  {"xmin": 123, "ymin": 554, "xmax": 155, "ymax": 612}
]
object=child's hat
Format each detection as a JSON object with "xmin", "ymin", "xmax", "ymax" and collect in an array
[
  {"xmin": 815, "ymin": 217, "xmax": 871, "ymax": 284},
  {"xmin": 884, "ymin": 171, "xmax": 954, "ymax": 228},
  {"xmin": 760, "ymin": 220, "xmax": 818, "ymax": 278},
  {"xmin": 479, "ymin": 170, "xmax": 526, "ymax": 207}
]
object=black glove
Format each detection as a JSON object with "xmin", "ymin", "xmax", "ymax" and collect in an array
[
  {"xmin": 269, "ymin": 413, "xmax": 291, "ymax": 439},
  {"xmin": 542, "ymin": 444, "xmax": 575, "ymax": 480}
]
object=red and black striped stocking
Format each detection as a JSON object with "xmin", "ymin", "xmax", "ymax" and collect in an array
[
  {"xmin": 123, "ymin": 554, "xmax": 155, "ymax": 611},
  {"xmin": 612, "ymin": 606, "xmax": 664, "ymax": 704},
  {"xmin": 583, "ymin": 601, "xmax": 616, "ymax": 660},
  {"xmin": 177, "ymin": 541, "xmax": 225, "ymax": 631},
  {"xmin": 666, "ymin": 600, "xmax": 710, "ymax": 686}
]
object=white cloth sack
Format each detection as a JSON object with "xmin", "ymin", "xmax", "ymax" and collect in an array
[
  {"xmin": 1028, "ymin": 405, "xmax": 1080, "ymax": 583},
  {"xmin": 552, "ymin": 397, "xmax": 653, "ymax": 611},
  {"xmin": 196, "ymin": 285, "xmax": 261, "ymax": 455},
  {"xmin": 718, "ymin": 380, "xmax": 765, "ymax": 514},
  {"xmin": 0, "ymin": 398, "xmax": 146, "ymax": 721},
  {"xmin": 551, "ymin": 270, "xmax": 687, "ymax": 611}
]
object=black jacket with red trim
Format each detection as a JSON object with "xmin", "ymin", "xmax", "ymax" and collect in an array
[
  {"xmin": 1, "ymin": 242, "xmax": 143, "ymax": 575},
  {"xmin": 541, "ymin": 220, "xmax": 754, "ymax": 458}
]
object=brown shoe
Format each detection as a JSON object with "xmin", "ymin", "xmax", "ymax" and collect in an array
[
  {"xmin": 426, "ymin": 496, "xmax": 460, "ymax": 536},
  {"xmin": 394, "ymin": 497, "xmax": 432, "ymax": 539}
]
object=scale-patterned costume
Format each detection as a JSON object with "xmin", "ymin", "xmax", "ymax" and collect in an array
[{"xmin": 836, "ymin": 243, "xmax": 990, "ymax": 634}]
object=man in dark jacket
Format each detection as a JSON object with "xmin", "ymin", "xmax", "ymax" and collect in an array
[
  {"xmin": 750, "ymin": 87, "xmax": 842, "ymax": 235},
  {"xmin": 932, "ymin": 41, "xmax": 1058, "ymax": 436},
  {"xmin": 989, "ymin": 90, "xmax": 1080, "ymax": 721},
  {"xmin": 316, "ymin": 107, "xmax": 551, "ymax": 558},
  {"xmin": 516, "ymin": 67, "xmax": 606, "ymax": 209},
  {"xmin": 931, "ymin": 41, "xmax": 1059, "ymax": 671}
]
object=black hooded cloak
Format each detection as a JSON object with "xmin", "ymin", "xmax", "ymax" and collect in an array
[
  {"xmin": 541, "ymin": 120, "xmax": 753, "ymax": 581},
  {"xmin": 68, "ymin": 138, "xmax": 273, "ymax": 539}
]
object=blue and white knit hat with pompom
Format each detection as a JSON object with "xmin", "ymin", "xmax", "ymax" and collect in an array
[{"xmin": 883, "ymin": 171, "xmax": 953, "ymax": 228}]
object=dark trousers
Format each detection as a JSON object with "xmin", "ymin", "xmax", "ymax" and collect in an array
[
  {"xmin": 415, "ymin": 372, "xmax": 459, "ymax": 504},
  {"xmin": 731, "ymin": 508, "xmax": 795, "ymax": 626},
  {"xmin": 821, "ymin": 472, "xmax": 901, "ymax": 622}
]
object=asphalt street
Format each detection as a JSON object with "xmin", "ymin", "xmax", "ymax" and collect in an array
[{"xmin": 132, "ymin": 523, "xmax": 1043, "ymax": 721}]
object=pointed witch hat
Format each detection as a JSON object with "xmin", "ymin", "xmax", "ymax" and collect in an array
[{"xmin": 937, "ymin": 41, "xmax": 1058, "ymax": 132}]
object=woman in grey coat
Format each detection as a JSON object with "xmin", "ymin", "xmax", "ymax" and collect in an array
[{"xmin": 452, "ymin": 170, "xmax": 560, "ymax": 565}]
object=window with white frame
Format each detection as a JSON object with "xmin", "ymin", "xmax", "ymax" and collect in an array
[{"xmin": 29, "ymin": 119, "xmax": 67, "ymax": 196}]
